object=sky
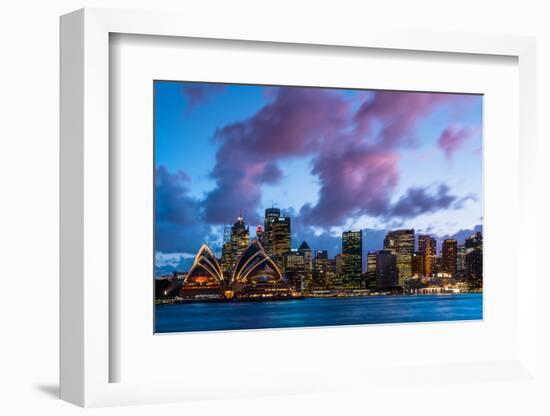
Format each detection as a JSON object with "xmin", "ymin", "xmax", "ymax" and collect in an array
[{"xmin": 154, "ymin": 81, "xmax": 483, "ymax": 275}]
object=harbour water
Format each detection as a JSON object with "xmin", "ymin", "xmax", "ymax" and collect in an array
[{"xmin": 155, "ymin": 292, "xmax": 482, "ymax": 333}]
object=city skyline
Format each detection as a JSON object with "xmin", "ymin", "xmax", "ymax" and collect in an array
[{"xmin": 155, "ymin": 81, "xmax": 483, "ymax": 276}]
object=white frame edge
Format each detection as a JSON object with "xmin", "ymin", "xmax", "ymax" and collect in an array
[{"xmin": 60, "ymin": 7, "xmax": 537, "ymax": 407}]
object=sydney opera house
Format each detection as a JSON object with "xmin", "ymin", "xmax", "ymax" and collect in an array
[{"xmin": 179, "ymin": 240, "xmax": 294, "ymax": 300}]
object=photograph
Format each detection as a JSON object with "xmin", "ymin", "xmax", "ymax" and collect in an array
[{"xmin": 154, "ymin": 80, "xmax": 483, "ymax": 333}]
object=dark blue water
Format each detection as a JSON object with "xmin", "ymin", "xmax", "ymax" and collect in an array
[{"xmin": 155, "ymin": 293, "xmax": 482, "ymax": 333}]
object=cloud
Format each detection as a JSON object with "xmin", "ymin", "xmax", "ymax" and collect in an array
[
  {"xmin": 181, "ymin": 83, "xmax": 225, "ymax": 112},
  {"xmin": 354, "ymin": 91, "xmax": 472, "ymax": 147},
  {"xmin": 155, "ymin": 166, "xmax": 216, "ymax": 253},
  {"xmin": 203, "ymin": 87, "xmax": 351, "ymax": 224},
  {"xmin": 202, "ymin": 89, "xmax": 478, "ymax": 229},
  {"xmin": 299, "ymin": 145, "xmax": 400, "ymax": 226},
  {"xmin": 438, "ymin": 124, "xmax": 479, "ymax": 159},
  {"xmin": 389, "ymin": 184, "xmax": 474, "ymax": 219}
]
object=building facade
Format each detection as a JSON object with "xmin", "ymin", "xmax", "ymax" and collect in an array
[
  {"xmin": 342, "ymin": 230, "xmax": 362, "ymax": 289},
  {"xmin": 384, "ymin": 229, "xmax": 414, "ymax": 285},
  {"xmin": 263, "ymin": 208, "xmax": 291, "ymax": 269},
  {"xmin": 441, "ymin": 239, "xmax": 458, "ymax": 277},
  {"xmin": 376, "ymin": 250, "xmax": 398, "ymax": 289},
  {"xmin": 366, "ymin": 250, "xmax": 377, "ymax": 288},
  {"xmin": 417, "ymin": 234, "xmax": 437, "ymax": 277},
  {"xmin": 297, "ymin": 241, "xmax": 313, "ymax": 291},
  {"xmin": 231, "ymin": 215, "xmax": 250, "ymax": 270}
]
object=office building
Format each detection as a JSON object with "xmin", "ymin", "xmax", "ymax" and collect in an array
[
  {"xmin": 342, "ymin": 230, "xmax": 362, "ymax": 289},
  {"xmin": 384, "ymin": 229, "xmax": 414, "ymax": 285}
]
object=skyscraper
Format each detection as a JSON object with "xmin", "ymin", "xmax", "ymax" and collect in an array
[
  {"xmin": 465, "ymin": 231, "xmax": 483, "ymax": 253},
  {"xmin": 366, "ymin": 251, "xmax": 377, "ymax": 288},
  {"xmin": 231, "ymin": 214, "xmax": 249, "ymax": 268},
  {"xmin": 441, "ymin": 239, "xmax": 458, "ymax": 277},
  {"xmin": 342, "ymin": 230, "xmax": 362, "ymax": 289},
  {"xmin": 297, "ymin": 241, "xmax": 313, "ymax": 291},
  {"xmin": 221, "ymin": 241, "xmax": 233, "ymax": 275},
  {"xmin": 465, "ymin": 231, "xmax": 482, "ymax": 284},
  {"xmin": 263, "ymin": 207, "xmax": 280, "ymax": 256},
  {"xmin": 466, "ymin": 248, "xmax": 483, "ymax": 281},
  {"xmin": 457, "ymin": 244, "xmax": 467, "ymax": 277},
  {"xmin": 412, "ymin": 251, "xmax": 425, "ymax": 276},
  {"xmin": 263, "ymin": 208, "xmax": 291, "ymax": 269},
  {"xmin": 313, "ymin": 250, "xmax": 329, "ymax": 289},
  {"xmin": 376, "ymin": 250, "xmax": 398, "ymax": 289},
  {"xmin": 283, "ymin": 249, "xmax": 305, "ymax": 291},
  {"xmin": 384, "ymin": 229, "xmax": 414, "ymax": 285},
  {"xmin": 418, "ymin": 234, "xmax": 436, "ymax": 277}
]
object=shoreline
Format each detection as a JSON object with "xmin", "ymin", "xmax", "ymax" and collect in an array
[{"xmin": 155, "ymin": 291, "xmax": 482, "ymax": 305}]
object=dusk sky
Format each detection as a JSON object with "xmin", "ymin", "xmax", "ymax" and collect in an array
[{"xmin": 155, "ymin": 81, "xmax": 482, "ymax": 275}]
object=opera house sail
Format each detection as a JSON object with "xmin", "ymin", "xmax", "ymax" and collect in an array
[
  {"xmin": 180, "ymin": 244, "xmax": 225, "ymax": 299},
  {"xmin": 180, "ymin": 240, "xmax": 292, "ymax": 300}
]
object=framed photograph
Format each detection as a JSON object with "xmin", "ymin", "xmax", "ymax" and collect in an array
[{"xmin": 60, "ymin": 8, "xmax": 538, "ymax": 408}]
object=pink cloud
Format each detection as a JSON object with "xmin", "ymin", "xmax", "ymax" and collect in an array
[
  {"xmin": 203, "ymin": 88, "xmax": 476, "ymax": 227},
  {"xmin": 438, "ymin": 124, "xmax": 479, "ymax": 159},
  {"xmin": 354, "ymin": 91, "xmax": 474, "ymax": 147}
]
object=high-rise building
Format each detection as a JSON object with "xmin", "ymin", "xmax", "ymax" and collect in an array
[
  {"xmin": 297, "ymin": 241, "xmax": 313, "ymax": 291},
  {"xmin": 441, "ymin": 239, "xmax": 458, "ymax": 277},
  {"xmin": 466, "ymin": 248, "xmax": 483, "ymax": 281},
  {"xmin": 457, "ymin": 244, "xmax": 467, "ymax": 276},
  {"xmin": 272, "ymin": 216, "xmax": 291, "ymax": 258},
  {"xmin": 376, "ymin": 250, "xmax": 398, "ymax": 289},
  {"xmin": 366, "ymin": 251, "xmax": 377, "ymax": 288},
  {"xmin": 283, "ymin": 249, "xmax": 305, "ymax": 291},
  {"xmin": 263, "ymin": 208, "xmax": 291, "ymax": 269},
  {"xmin": 335, "ymin": 254, "xmax": 343, "ymax": 276},
  {"xmin": 313, "ymin": 250, "xmax": 329, "ymax": 289},
  {"xmin": 223, "ymin": 224, "xmax": 232, "ymax": 243},
  {"xmin": 231, "ymin": 214, "xmax": 249, "ymax": 268},
  {"xmin": 465, "ymin": 231, "xmax": 483, "ymax": 283},
  {"xmin": 326, "ymin": 258, "xmax": 337, "ymax": 289},
  {"xmin": 263, "ymin": 207, "xmax": 281, "ymax": 256},
  {"xmin": 412, "ymin": 251, "xmax": 425, "ymax": 276},
  {"xmin": 221, "ymin": 240, "xmax": 233, "ymax": 275},
  {"xmin": 418, "ymin": 234, "xmax": 436, "ymax": 277},
  {"xmin": 384, "ymin": 229, "xmax": 414, "ymax": 285},
  {"xmin": 465, "ymin": 231, "xmax": 483, "ymax": 253},
  {"xmin": 342, "ymin": 230, "xmax": 362, "ymax": 289},
  {"xmin": 334, "ymin": 253, "xmax": 344, "ymax": 288}
]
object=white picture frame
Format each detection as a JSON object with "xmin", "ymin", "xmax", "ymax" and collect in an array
[{"xmin": 60, "ymin": 7, "xmax": 537, "ymax": 408}]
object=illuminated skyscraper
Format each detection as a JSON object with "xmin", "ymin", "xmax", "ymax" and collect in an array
[
  {"xmin": 313, "ymin": 250, "xmax": 329, "ymax": 289},
  {"xmin": 457, "ymin": 244, "xmax": 467, "ymax": 276},
  {"xmin": 221, "ymin": 241, "xmax": 233, "ymax": 275},
  {"xmin": 418, "ymin": 234, "xmax": 436, "ymax": 277},
  {"xmin": 441, "ymin": 239, "xmax": 458, "ymax": 277},
  {"xmin": 283, "ymin": 249, "xmax": 305, "ymax": 291},
  {"xmin": 342, "ymin": 230, "xmax": 362, "ymax": 289},
  {"xmin": 297, "ymin": 241, "xmax": 313, "ymax": 290},
  {"xmin": 465, "ymin": 232, "xmax": 482, "ymax": 284},
  {"xmin": 263, "ymin": 207, "xmax": 281, "ymax": 256},
  {"xmin": 263, "ymin": 208, "xmax": 291, "ymax": 269},
  {"xmin": 384, "ymin": 229, "xmax": 414, "ymax": 285},
  {"xmin": 376, "ymin": 250, "xmax": 398, "ymax": 289},
  {"xmin": 465, "ymin": 231, "xmax": 483, "ymax": 253},
  {"xmin": 231, "ymin": 214, "xmax": 249, "ymax": 268},
  {"xmin": 366, "ymin": 251, "xmax": 377, "ymax": 288},
  {"xmin": 412, "ymin": 251, "xmax": 425, "ymax": 276}
]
